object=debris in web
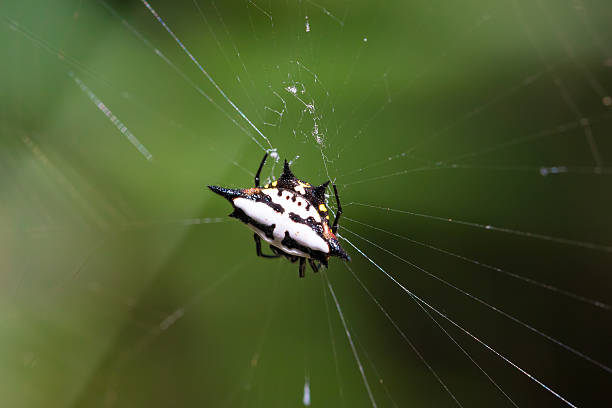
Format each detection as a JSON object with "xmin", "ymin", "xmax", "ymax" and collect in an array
[{"xmin": 539, "ymin": 166, "xmax": 567, "ymax": 176}]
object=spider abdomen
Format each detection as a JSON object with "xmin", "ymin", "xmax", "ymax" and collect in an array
[{"xmin": 233, "ymin": 194, "xmax": 330, "ymax": 258}]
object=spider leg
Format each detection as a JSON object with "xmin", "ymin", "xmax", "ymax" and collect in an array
[
  {"xmin": 270, "ymin": 246, "xmax": 299, "ymax": 263},
  {"xmin": 254, "ymin": 152, "xmax": 268, "ymax": 187},
  {"xmin": 254, "ymin": 234, "xmax": 280, "ymax": 258},
  {"xmin": 332, "ymin": 184, "xmax": 343, "ymax": 235},
  {"xmin": 298, "ymin": 258, "xmax": 306, "ymax": 278},
  {"xmin": 308, "ymin": 259, "xmax": 321, "ymax": 273}
]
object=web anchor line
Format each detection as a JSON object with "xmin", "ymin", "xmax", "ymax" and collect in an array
[
  {"xmin": 320, "ymin": 276, "xmax": 346, "ymax": 406},
  {"xmin": 342, "ymin": 225, "xmax": 612, "ymax": 375},
  {"xmin": 343, "ymin": 216, "xmax": 610, "ymax": 311},
  {"xmin": 140, "ymin": 0, "xmax": 273, "ymax": 150},
  {"xmin": 347, "ymin": 202, "xmax": 612, "ymax": 253},
  {"xmin": 323, "ymin": 271, "xmax": 378, "ymax": 408},
  {"xmin": 340, "ymin": 235, "xmax": 580, "ymax": 408},
  {"xmin": 344, "ymin": 264, "xmax": 465, "ymax": 408}
]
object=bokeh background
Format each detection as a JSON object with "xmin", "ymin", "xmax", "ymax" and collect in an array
[{"xmin": 1, "ymin": 0, "xmax": 611, "ymax": 407}]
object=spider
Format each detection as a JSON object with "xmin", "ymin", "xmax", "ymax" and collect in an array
[{"xmin": 209, "ymin": 153, "xmax": 350, "ymax": 277}]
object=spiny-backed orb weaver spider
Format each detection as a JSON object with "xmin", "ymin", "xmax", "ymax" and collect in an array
[{"xmin": 209, "ymin": 153, "xmax": 350, "ymax": 277}]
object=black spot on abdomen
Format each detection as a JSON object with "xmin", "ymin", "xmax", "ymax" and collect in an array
[{"xmin": 260, "ymin": 193, "xmax": 284, "ymax": 213}]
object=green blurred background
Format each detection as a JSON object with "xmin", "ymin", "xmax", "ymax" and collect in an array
[{"xmin": 1, "ymin": 0, "xmax": 611, "ymax": 407}]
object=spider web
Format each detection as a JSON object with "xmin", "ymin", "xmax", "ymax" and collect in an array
[{"xmin": 1, "ymin": 0, "xmax": 612, "ymax": 407}]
